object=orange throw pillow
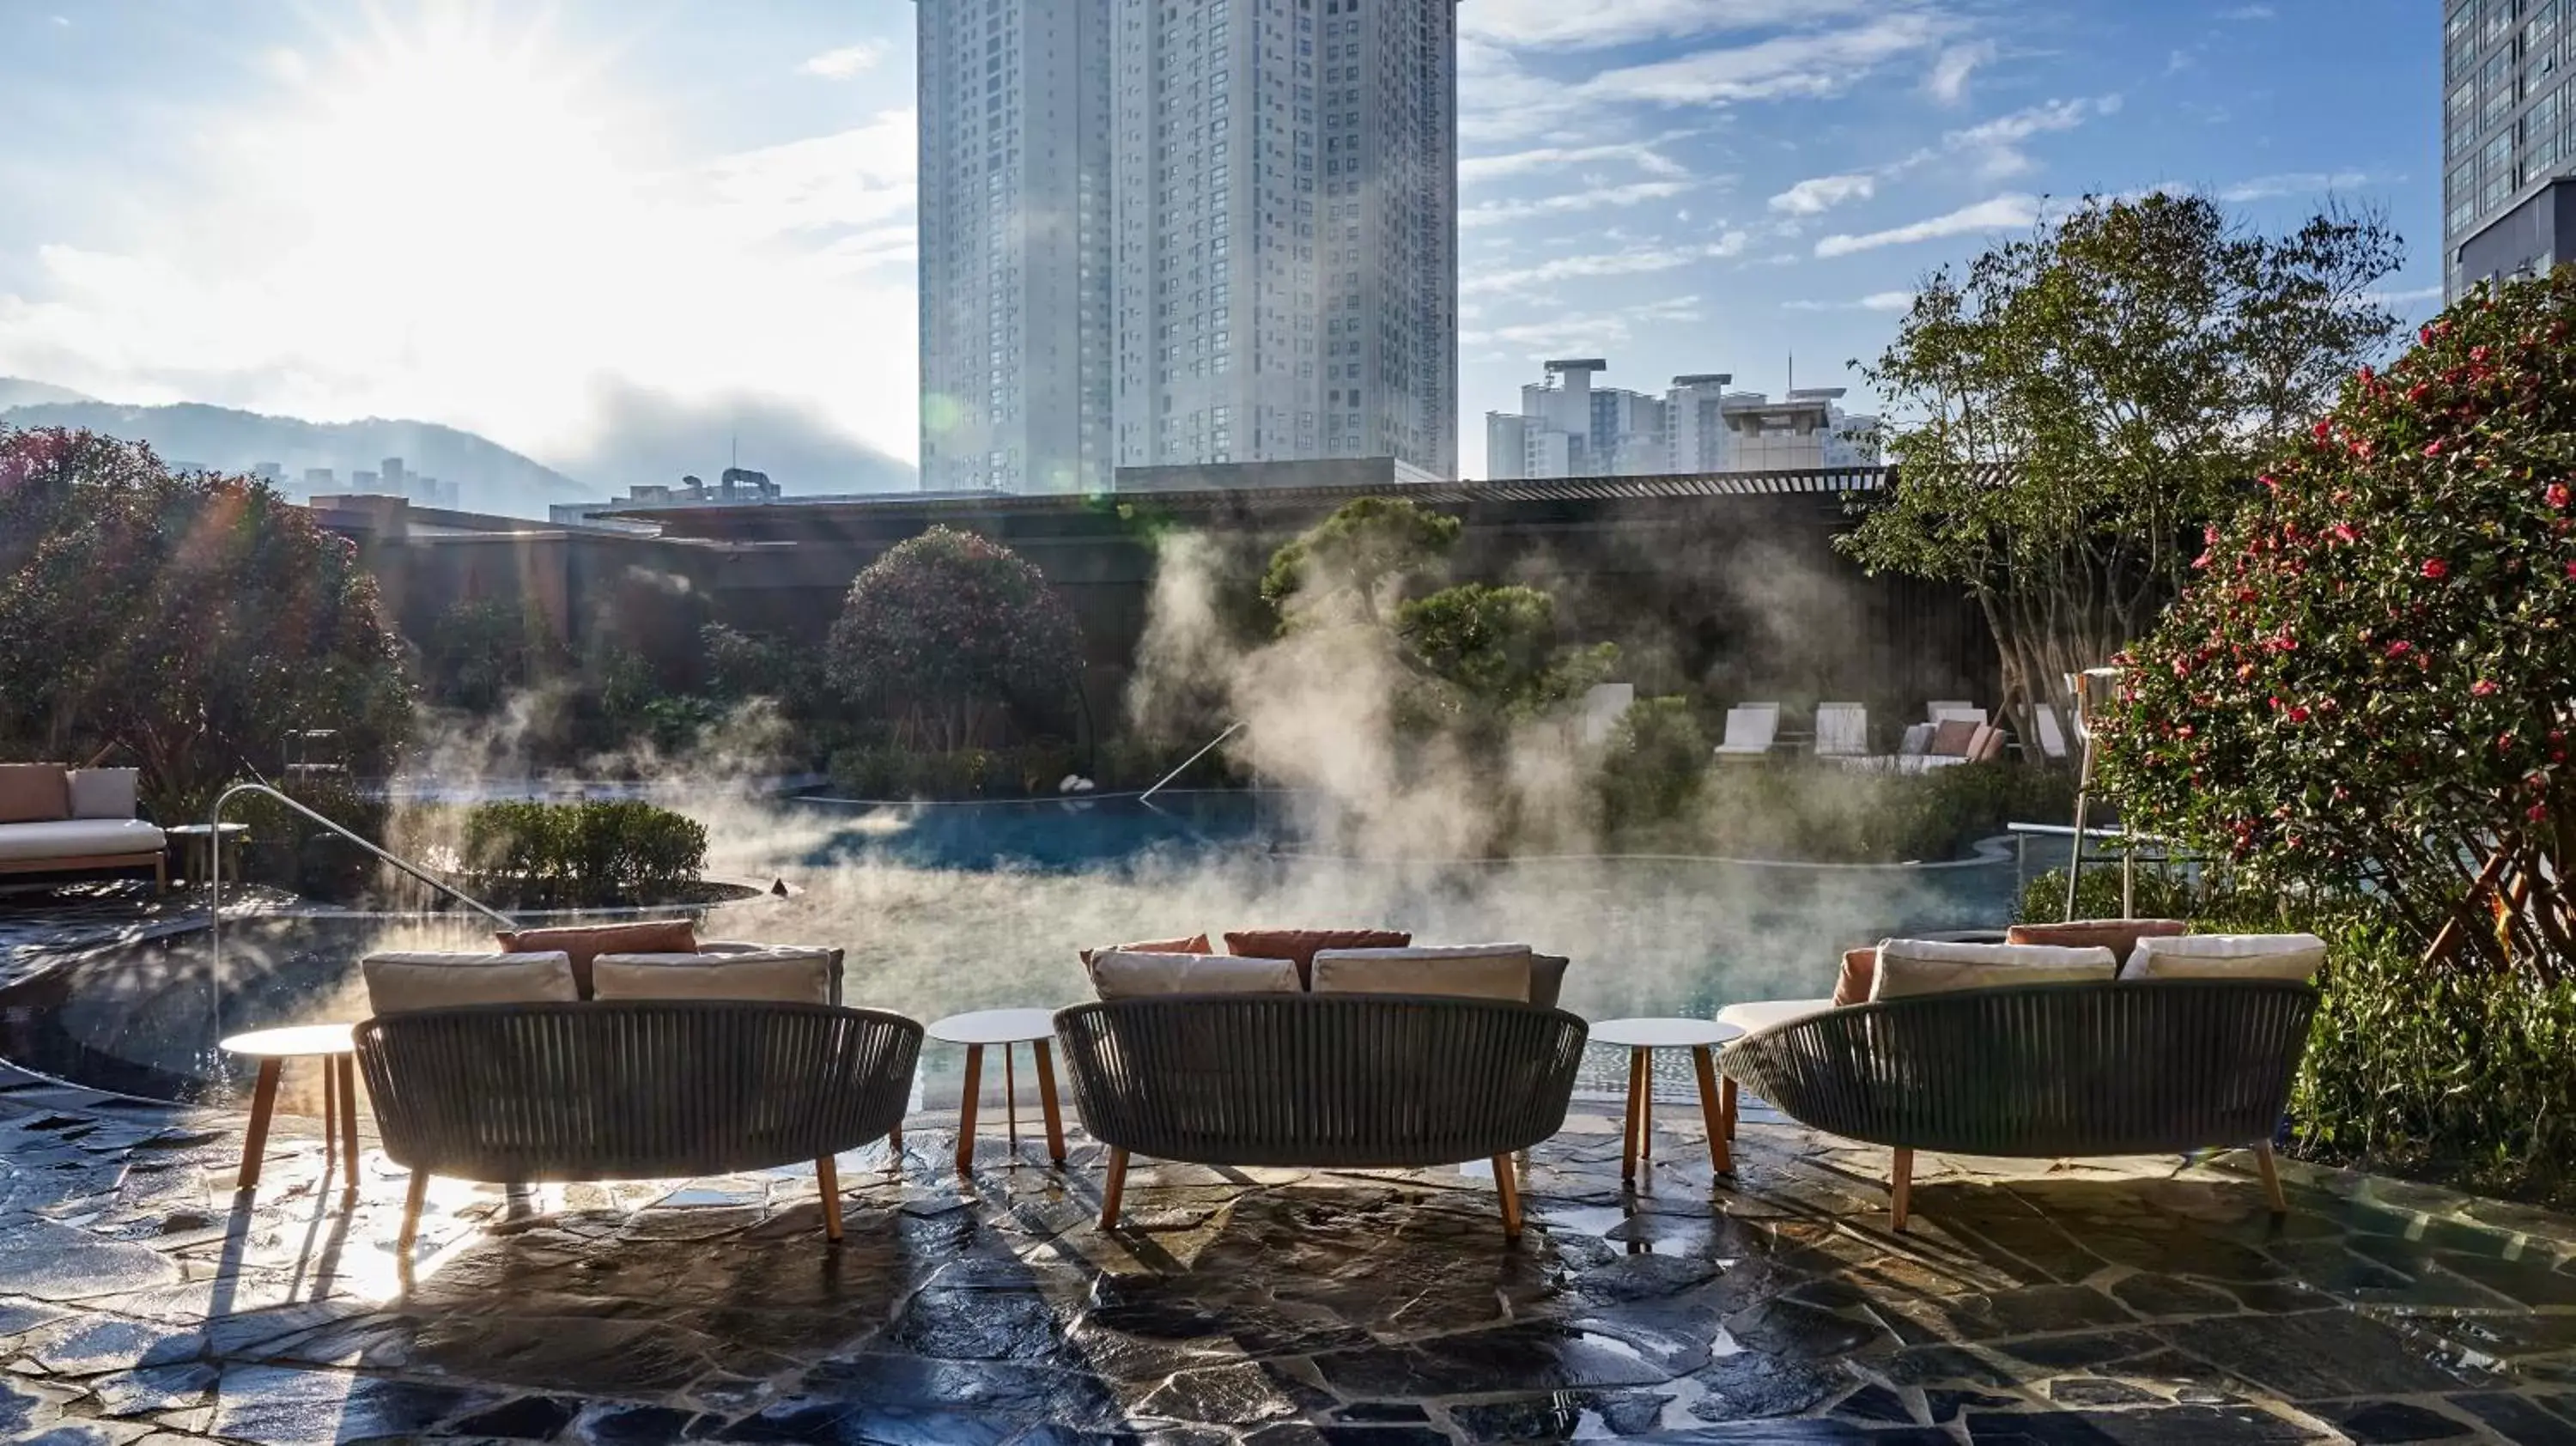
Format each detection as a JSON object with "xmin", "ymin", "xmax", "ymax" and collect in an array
[
  {"xmin": 1224, "ymin": 928, "xmax": 1412, "ymax": 989},
  {"xmin": 496, "ymin": 918, "xmax": 698, "ymax": 999},
  {"xmin": 1832, "ymin": 947, "xmax": 1877, "ymax": 1007},
  {"xmin": 1078, "ymin": 934, "xmax": 1211, "ymax": 968},
  {"xmin": 2008, "ymin": 918, "xmax": 2188, "ymax": 963},
  {"xmin": 0, "ymin": 764, "xmax": 70, "ymax": 825}
]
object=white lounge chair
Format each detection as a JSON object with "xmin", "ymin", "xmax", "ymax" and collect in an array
[
  {"xmin": 1926, "ymin": 701, "xmax": 1971, "ymax": 723},
  {"xmin": 1929, "ymin": 702, "xmax": 1988, "ymax": 726},
  {"xmin": 1712, "ymin": 703, "xmax": 1780, "ymax": 761},
  {"xmin": 1814, "ymin": 703, "xmax": 1868, "ymax": 757},
  {"xmin": 2032, "ymin": 703, "xmax": 2070, "ymax": 762}
]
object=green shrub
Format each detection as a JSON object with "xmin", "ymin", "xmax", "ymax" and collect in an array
[
  {"xmin": 1595, "ymin": 698, "xmax": 1709, "ymax": 829},
  {"xmin": 1606, "ymin": 756, "xmax": 2072, "ymax": 864},
  {"xmin": 2293, "ymin": 923, "xmax": 2576, "ymax": 1206},
  {"xmin": 455, "ymin": 799, "xmax": 708, "ymax": 908}
]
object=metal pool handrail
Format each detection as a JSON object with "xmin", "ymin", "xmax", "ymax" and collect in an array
[
  {"xmin": 1139, "ymin": 721, "xmax": 1245, "ymax": 804},
  {"xmin": 208, "ymin": 781, "xmax": 519, "ymax": 928}
]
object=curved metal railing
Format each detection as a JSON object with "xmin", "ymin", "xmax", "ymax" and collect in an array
[{"xmin": 208, "ymin": 781, "xmax": 519, "ymax": 927}]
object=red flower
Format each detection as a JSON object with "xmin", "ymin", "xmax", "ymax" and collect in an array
[
  {"xmin": 2420, "ymin": 325, "xmax": 2436, "ymax": 346},
  {"xmin": 2286, "ymin": 705, "xmax": 2312, "ymax": 724},
  {"xmin": 2312, "ymin": 420, "xmax": 2333, "ymax": 441},
  {"xmin": 2531, "ymin": 803, "xmax": 2551, "ymax": 821},
  {"xmin": 2422, "ymin": 557, "xmax": 2451, "ymax": 579},
  {"xmin": 2330, "ymin": 523, "xmax": 2357, "ymax": 544},
  {"xmin": 2385, "ymin": 640, "xmax": 2413, "ymax": 659},
  {"xmin": 2259, "ymin": 474, "xmax": 2279, "ymax": 490},
  {"xmin": 2473, "ymin": 679, "xmax": 2500, "ymax": 697},
  {"xmin": 2423, "ymin": 440, "xmax": 2443, "ymax": 457},
  {"xmin": 2550, "ymin": 483, "xmax": 2572, "ymax": 508},
  {"xmin": 2566, "ymin": 560, "xmax": 2576, "ymax": 580}
]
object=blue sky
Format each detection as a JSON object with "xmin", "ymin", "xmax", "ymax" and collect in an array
[{"xmin": 0, "ymin": 1, "xmax": 2440, "ymax": 484}]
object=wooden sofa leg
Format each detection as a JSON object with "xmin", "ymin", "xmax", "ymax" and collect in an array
[
  {"xmin": 397, "ymin": 1171, "xmax": 428, "ymax": 1254},
  {"xmin": 816, "ymin": 1156, "xmax": 844, "ymax": 1242},
  {"xmin": 2253, "ymin": 1139, "xmax": 2287, "ymax": 1216},
  {"xmin": 1492, "ymin": 1153, "xmax": 1523, "ymax": 1241},
  {"xmin": 1890, "ymin": 1148, "xmax": 1913, "ymax": 1232},
  {"xmin": 1099, "ymin": 1147, "xmax": 1129, "ymax": 1231}
]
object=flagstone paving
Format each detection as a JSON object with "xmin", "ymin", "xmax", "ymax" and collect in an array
[{"xmin": 1, "ymin": 1062, "xmax": 2573, "ymax": 1445}]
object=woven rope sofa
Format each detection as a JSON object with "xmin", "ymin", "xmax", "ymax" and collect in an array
[
  {"xmin": 358, "ymin": 999, "xmax": 920, "ymax": 1249},
  {"xmin": 1054, "ymin": 992, "xmax": 1587, "ymax": 1239},
  {"xmin": 1720, "ymin": 977, "xmax": 2318, "ymax": 1230}
]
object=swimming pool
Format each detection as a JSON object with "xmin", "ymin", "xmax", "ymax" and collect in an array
[{"xmin": 0, "ymin": 791, "xmax": 2051, "ymax": 1106}]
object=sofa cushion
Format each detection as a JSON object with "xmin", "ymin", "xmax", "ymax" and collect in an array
[
  {"xmin": 1310, "ymin": 945, "xmax": 1534, "ymax": 1003},
  {"xmin": 495, "ymin": 919, "xmax": 697, "ymax": 998},
  {"xmin": 1971, "ymin": 724, "xmax": 2009, "ymax": 762},
  {"xmin": 1897, "ymin": 722, "xmax": 1935, "ymax": 757},
  {"xmin": 363, "ymin": 951, "xmax": 578, "ymax": 1014},
  {"xmin": 1869, "ymin": 939, "xmax": 2118, "ymax": 1000},
  {"xmin": 65, "ymin": 768, "xmax": 139, "ymax": 821},
  {"xmin": 0, "ymin": 817, "xmax": 167, "ymax": 863},
  {"xmin": 1088, "ymin": 950, "xmax": 1300, "ymax": 1000},
  {"xmin": 1925, "ymin": 720, "xmax": 1979, "ymax": 758},
  {"xmin": 1078, "ymin": 933, "xmax": 1212, "ymax": 968},
  {"xmin": 2009, "ymin": 918, "xmax": 2188, "ymax": 961},
  {"xmin": 1224, "ymin": 928, "xmax": 1411, "ymax": 987},
  {"xmin": 1831, "ymin": 947, "xmax": 1877, "ymax": 1007},
  {"xmin": 2122, "ymin": 932, "xmax": 2327, "ymax": 983},
  {"xmin": 1528, "ymin": 953, "xmax": 1571, "ymax": 1011},
  {"xmin": 1716, "ymin": 998, "xmax": 1832, "ymax": 1033},
  {"xmin": 0, "ymin": 765, "xmax": 70, "ymax": 825},
  {"xmin": 592, "ymin": 948, "xmax": 835, "ymax": 1006}
]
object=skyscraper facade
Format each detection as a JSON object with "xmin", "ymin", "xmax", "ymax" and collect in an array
[
  {"xmin": 916, "ymin": 0, "xmax": 1115, "ymax": 493},
  {"xmin": 2445, "ymin": 0, "xmax": 2576, "ymax": 300},
  {"xmin": 1109, "ymin": 0, "xmax": 1457, "ymax": 479}
]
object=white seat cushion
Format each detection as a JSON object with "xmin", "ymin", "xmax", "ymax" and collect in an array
[
  {"xmin": 66, "ymin": 769, "xmax": 139, "ymax": 821},
  {"xmin": 1870, "ymin": 939, "xmax": 2118, "ymax": 1000},
  {"xmin": 592, "ymin": 949, "xmax": 836, "ymax": 1006},
  {"xmin": 2123, "ymin": 933, "xmax": 2327, "ymax": 983},
  {"xmin": 0, "ymin": 817, "xmax": 166, "ymax": 862},
  {"xmin": 1088, "ymin": 950, "xmax": 1299, "ymax": 1000},
  {"xmin": 1310, "ymin": 945, "xmax": 1534, "ymax": 1002},
  {"xmin": 1716, "ymin": 998, "xmax": 1832, "ymax": 1033},
  {"xmin": 362, "ymin": 951, "xmax": 577, "ymax": 1014}
]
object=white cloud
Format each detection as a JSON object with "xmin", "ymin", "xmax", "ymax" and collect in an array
[
  {"xmin": 1925, "ymin": 41, "xmax": 1996, "ymax": 106},
  {"xmin": 1935, "ymin": 94, "xmax": 2121, "ymax": 178},
  {"xmin": 1459, "ymin": 0, "xmax": 1893, "ymax": 51},
  {"xmin": 798, "ymin": 41, "xmax": 886, "ymax": 80},
  {"xmin": 2359, "ymin": 283, "xmax": 2443, "ymax": 306},
  {"xmin": 1815, "ymin": 194, "xmax": 2038, "ymax": 257},
  {"xmin": 2216, "ymin": 170, "xmax": 2379, "ymax": 202},
  {"xmin": 1769, "ymin": 173, "xmax": 1876, "ymax": 216},
  {"xmin": 1462, "ymin": 237, "xmax": 1749, "ymax": 297},
  {"xmin": 1462, "ymin": 181, "xmax": 1694, "ymax": 228},
  {"xmin": 2216, "ymin": 4, "xmax": 2276, "ymax": 19},
  {"xmin": 1461, "ymin": 141, "xmax": 1690, "ymax": 184},
  {"xmin": 1465, "ymin": 295, "xmax": 1704, "ymax": 357},
  {"xmin": 1783, "ymin": 290, "xmax": 1918, "ymax": 313}
]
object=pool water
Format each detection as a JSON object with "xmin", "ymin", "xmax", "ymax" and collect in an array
[{"xmin": 0, "ymin": 792, "xmax": 2050, "ymax": 1106}]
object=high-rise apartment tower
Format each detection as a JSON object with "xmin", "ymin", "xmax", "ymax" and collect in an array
[
  {"xmin": 916, "ymin": 0, "xmax": 1115, "ymax": 493},
  {"xmin": 2445, "ymin": 0, "xmax": 2576, "ymax": 300}
]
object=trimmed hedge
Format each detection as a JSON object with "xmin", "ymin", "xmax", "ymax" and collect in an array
[{"xmin": 457, "ymin": 800, "xmax": 708, "ymax": 908}]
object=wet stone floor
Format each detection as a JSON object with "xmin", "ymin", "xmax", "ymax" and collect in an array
[{"xmin": 0, "ymin": 1067, "xmax": 2573, "ymax": 1446}]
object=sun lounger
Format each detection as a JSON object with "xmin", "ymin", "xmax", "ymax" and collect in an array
[{"xmin": 1712, "ymin": 703, "xmax": 1780, "ymax": 760}]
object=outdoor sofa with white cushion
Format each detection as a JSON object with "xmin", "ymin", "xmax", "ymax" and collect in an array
[
  {"xmin": 1056, "ymin": 943, "xmax": 1587, "ymax": 1238},
  {"xmin": 1719, "ymin": 933, "xmax": 2324, "ymax": 1229},
  {"xmin": 0, "ymin": 766, "xmax": 166, "ymax": 888},
  {"xmin": 353, "ymin": 941, "xmax": 912, "ymax": 1250}
]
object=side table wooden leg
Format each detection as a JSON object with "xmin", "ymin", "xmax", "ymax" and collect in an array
[
  {"xmin": 320, "ymin": 1059, "xmax": 339, "ymax": 1181},
  {"xmin": 954, "ymin": 1045, "xmax": 983, "ymax": 1175},
  {"xmin": 1620, "ymin": 1048, "xmax": 1644, "ymax": 1183},
  {"xmin": 1005, "ymin": 1043, "xmax": 1019, "ymax": 1158},
  {"xmin": 336, "ymin": 1056, "xmax": 361, "ymax": 1200},
  {"xmin": 1032, "ymin": 1039, "xmax": 1067, "ymax": 1166},
  {"xmin": 1691, "ymin": 1047, "xmax": 1730, "ymax": 1176},
  {"xmin": 1637, "ymin": 1048, "xmax": 1654, "ymax": 1164},
  {"xmin": 238, "ymin": 1060, "xmax": 282, "ymax": 1190}
]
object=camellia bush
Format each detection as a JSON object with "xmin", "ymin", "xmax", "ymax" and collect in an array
[
  {"xmin": 827, "ymin": 526, "xmax": 1083, "ymax": 753},
  {"xmin": 2102, "ymin": 270, "xmax": 2576, "ymax": 978}
]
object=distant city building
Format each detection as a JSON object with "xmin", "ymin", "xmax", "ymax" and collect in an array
[
  {"xmin": 550, "ymin": 468, "xmax": 784, "ymax": 532},
  {"xmin": 251, "ymin": 461, "xmax": 284, "ymax": 482},
  {"xmin": 2445, "ymin": 0, "xmax": 2576, "ymax": 298},
  {"xmin": 1484, "ymin": 362, "xmax": 1879, "ymax": 480},
  {"xmin": 916, "ymin": 0, "xmax": 1460, "ymax": 495},
  {"xmin": 916, "ymin": 0, "xmax": 1114, "ymax": 495},
  {"xmin": 1113, "ymin": 456, "xmax": 1442, "ymax": 493},
  {"xmin": 304, "ymin": 467, "xmax": 337, "ymax": 489}
]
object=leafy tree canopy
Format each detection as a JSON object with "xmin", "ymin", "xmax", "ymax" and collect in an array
[
  {"xmin": 0, "ymin": 427, "xmax": 413, "ymax": 817},
  {"xmin": 826, "ymin": 525, "xmax": 1082, "ymax": 752},
  {"xmin": 1261, "ymin": 495, "xmax": 1461, "ymax": 630},
  {"xmin": 1839, "ymin": 192, "xmax": 2404, "ymax": 744},
  {"xmin": 2104, "ymin": 270, "xmax": 2576, "ymax": 979}
]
